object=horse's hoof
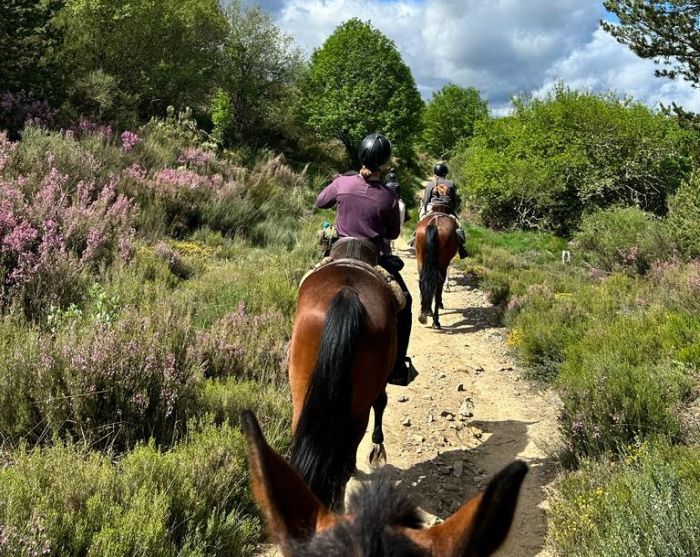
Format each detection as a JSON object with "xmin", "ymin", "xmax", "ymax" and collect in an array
[
  {"xmin": 418, "ymin": 314, "xmax": 427, "ymax": 324},
  {"xmin": 432, "ymin": 322, "xmax": 442, "ymax": 330},
  {"xmin": 438, "ymin": 302, "xmax": 445, "ymax": 309},
  {"xmin": 369, "ymin": 443, "xmax": 387, "ymax": 469}
]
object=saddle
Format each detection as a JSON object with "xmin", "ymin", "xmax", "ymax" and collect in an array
[
  {"xmin": 329, "ymin": 237, "xmax": 378, "ymax": 266},
  {"xmin": 300, "ymin": 238, "xmax": 406, "ymax": 311},
  {"xmin": 422, "ymin": 206, "xmax": 459, "ymax": 227}
]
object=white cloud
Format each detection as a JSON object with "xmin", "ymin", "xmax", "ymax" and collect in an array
[
  {"xmin": 534, "ymin": 28, "xmax": 700, "ymax": 112},
  {"xmin": 265, "ymin": 0, "xmax": 700, "ymax": 113}
]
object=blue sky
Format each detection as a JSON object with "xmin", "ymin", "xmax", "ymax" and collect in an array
[{"xmin": 250, "ymin": 0, "xmax": 700, "ymax": 114}]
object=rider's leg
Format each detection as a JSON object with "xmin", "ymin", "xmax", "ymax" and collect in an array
[
  {"xmin": 388, "ymin": 269, "xmax": 412, "ymax": 384},
  {"xmin": 456, "ymin": 227, "xmax": 467, "ymax": 259}
]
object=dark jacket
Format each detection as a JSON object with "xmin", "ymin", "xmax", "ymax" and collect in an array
[{"xmin": 422, "ymin": 178, "xmax": 457, "ymax": 212}]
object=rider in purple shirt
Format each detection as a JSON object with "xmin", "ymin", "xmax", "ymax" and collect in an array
[
  {"xmin": 316, "ymin": 172, "xmax": 400, "ymax": 254},
  {"xmin": 315, "ymin": 133, "xmax": 412, "ymax": 385}
]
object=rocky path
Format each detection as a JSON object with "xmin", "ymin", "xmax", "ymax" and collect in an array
[{"xmin": 353, "ymin": 242, "xmax": 560, "ymax": 556}]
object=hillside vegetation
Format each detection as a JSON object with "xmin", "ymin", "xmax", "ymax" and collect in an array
[{"xmin": 0, "ymin": 119, "xmax": 324, "ymax": 554}]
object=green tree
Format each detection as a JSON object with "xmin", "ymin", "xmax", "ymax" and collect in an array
[
  {"xmin": 602, "ymin": 1, "xmax": 700, "ymax": 125},
  {"xmin": 421, "ymin": 84, "xmax": 488, "ymax": 159},
  {"xmin": 56, "ymin": 0, "xmax": 228, "ymax": 123},
  {"xmin": 0, "ymin": 0, "xmax": 65, "ymax": 98},
  {"xmin": 302, "ymin": 18, "xmax": 423, "ymax": 166},
  {"xmin": 218, "ymin": 2, "xmax": 303, "ymax": 147},
  {"xmin": 461, "ymin": 85, "xmax": 694, "ymax": 235}
]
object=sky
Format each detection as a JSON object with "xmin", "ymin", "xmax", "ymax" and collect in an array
[{"xmin": 248, "ymin": 0, "xmax": 700, "ymax": 115}]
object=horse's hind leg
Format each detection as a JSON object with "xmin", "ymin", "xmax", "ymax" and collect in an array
[
  {"xmin": 369, "ymin": 389, "xmax": 388, "ymax": 469},
  {"xmin": 444, "ymin": 267, "xmax": 450, "ymax": 295},
  {"xmin": 433, "ymin": 281, "xmax": 444, "ymax": 329}
]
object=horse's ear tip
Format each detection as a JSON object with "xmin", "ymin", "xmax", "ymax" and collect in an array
[{"xmin": 241, "ymin": 410, "xmax": 263, "ymax": 444}]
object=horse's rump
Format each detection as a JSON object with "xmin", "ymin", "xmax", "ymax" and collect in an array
[{"xmin": 288, "ymin": 265, "xmax": 398, "ymax": 508}]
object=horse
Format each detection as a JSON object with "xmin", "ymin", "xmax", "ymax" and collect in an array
[
  {"xmin": 415, "ymin": 205, "xmax": 459, "ymax": 329},
  {"xmin": 288, "ymin": 247, "xmax": 400, "ymax": 510},
  {"xmin": 243, "ymin": 410, "xmax": 528, "ymax": 557}
]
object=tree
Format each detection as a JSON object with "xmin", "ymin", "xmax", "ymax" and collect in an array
[
  {"xmin": 0, "ymin": 0, "xmax": 65, "ymax": 98},
  {"xmin": 461, "ymin": 86, "xmax": 694, "ymax": 235},
  {"xmin": 302, "ymin": 18, "xmax": 424, "ymax": 166},
  {"xmin": 56, "ymin": 0, "xmax": 228, "ymax": 123},
  {"xmin": 421, "ymin": 84, "xmax": 488, "ymax": 159},
  {"xmin": 602, "ymin": 1, "xmax": 700, "ymax": 125},
  {"xmin": 218, "ymin": 2, "xmax": 304, "ymax": 147}
]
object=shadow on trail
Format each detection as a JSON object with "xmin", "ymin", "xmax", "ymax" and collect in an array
[
  {"xmin": 352, "ymin": 419, "xmax": 556, "ymax": 557},
  {"xmin": 434, "ymin": 304, "xmax": 502, "ymax": 334}
]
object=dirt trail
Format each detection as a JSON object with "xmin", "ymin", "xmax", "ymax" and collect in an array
[
  {"xmin": 258, "ymin": 241, "xmax": 560, "ymax": 556},
  {"xmin": 353, "ymin": 240, "xmax": 560, "ymax": 556}
]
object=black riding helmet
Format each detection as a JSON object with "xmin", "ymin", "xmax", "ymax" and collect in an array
[
  {"xmin": 386, "ymin": 167, "xmax": 398, "ymax": 183},
  {"xmin": 358, "ymin": 133, "xmax": 392, "ymax": 171},
  {"xmin": 434, "ymin": 163, "xmax": 449, "ymax": 177}
]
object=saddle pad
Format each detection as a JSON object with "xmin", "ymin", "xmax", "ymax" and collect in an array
[{"xmin": 299, "ymin": 258, "xmax": 406, "ymax": 312}]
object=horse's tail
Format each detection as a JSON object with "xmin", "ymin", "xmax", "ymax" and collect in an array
[
  {"xmin": 420, "ymin": 222, "xmax": 443, "ymax": 312},
  {"xmin": 290, "ymin": 286, "xmax": 364, "ymax": 509}
]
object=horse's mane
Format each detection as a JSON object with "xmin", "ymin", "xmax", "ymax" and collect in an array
[{"xmin": 289, "ymin": 471, "xmax": 427, "ymax": 557}]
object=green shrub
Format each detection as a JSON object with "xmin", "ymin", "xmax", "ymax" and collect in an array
[
  {"xmin": 667, "ymin": 172, "xmax": 700, "ymax": 259},
  {"xmin": 573, "ymin": 206, "xmax": 672, "ymax": 275},
  {"xmin": 461, "ymin": 86, "xmax": 693, "ymax": 235},
  {"xmin": 557, "ymin": 310, "xmax": 696, "ymax": 465},
  {"xmin": 548, "ymin": 442, "xmax": 700, "ymax": 556},
  {"xmin": 0, "ymin": 420, "xmax": 289, "ymax": 556}
]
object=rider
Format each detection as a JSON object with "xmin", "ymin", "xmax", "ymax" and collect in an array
[
  {"xmin": 420, "ymin": 163, "xmax": 468, "ymax": 259},
  {"xmin": 315, "ymin": 133, "xmax": 413, "ymax": 385},
  {"xmin": 385, "ymin": 168, "xmax": 401, "ymax": 197}
]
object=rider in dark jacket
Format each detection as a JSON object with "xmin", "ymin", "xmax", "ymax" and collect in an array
[
  {"xmin": 315, "ymin": 134, "xmax": 413, "ymax": 385},
  {"xmin": 420, "ymin": 163, "xmax": 468, "ymax": 259}
]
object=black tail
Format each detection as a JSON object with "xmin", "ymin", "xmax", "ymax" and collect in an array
[
  {"xmin": 290, "ymin": 287, "xmax": 364, "ymax": 509},
  {"xmin": 420, "ymin": 223, "xmax": 443, "ymax": 314}
]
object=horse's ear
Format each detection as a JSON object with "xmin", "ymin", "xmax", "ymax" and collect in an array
[
  {"xmin": 418, "ymin": 461, "xmax": 528, "ymax": 557},
  {"xmin": 242, "ymin": 411, "xmax": 334, "ymax": 550}
]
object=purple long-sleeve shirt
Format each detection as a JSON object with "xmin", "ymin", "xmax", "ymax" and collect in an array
[{"xmin": 316, "ymin": 174, "xmax": 401, "ymax": 249}]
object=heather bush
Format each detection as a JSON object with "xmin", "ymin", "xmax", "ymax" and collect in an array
[
  {"xmin": 8, "ymin": 126, "xmax": 119, "ymax": 191},
  {"xmin": 0, "ymin": 306, "xmax": 202, "ymax": 449},
  {"xmin": 548, "ymin": 442, "xmax": 700, "ymax": 556},
  {"xmin": 0, "ymin": 418, "xmax": 290, "ymax": 556},
  {"xmin": 463, "ymin": 224, "xmax": 699, "ymax": 470},
  {"xmin": 573, "ymin": 206, "xmax": 672, "ymax": 275},
  {"xmin": 195, "ymin": 303, "xmax": 287, "ymax": 382},
  {"xmin": 558, "ymin": 352, "xmax": 691, "ymax": 466},
  {"xmin": 0, "ymin": 156, "xmax": 136, "ymax": 319}
]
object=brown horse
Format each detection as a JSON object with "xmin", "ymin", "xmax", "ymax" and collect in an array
[
  {"xmin": 243, "ymin": 410, "xmax": 528, "ymax": 557},
  {"xmin": 415, "ymin": 206, "xmax": 459, "ymax": 329},
  {"xmin": 288, "ymin": 261, "xmax": 398, "ymax": 510}
]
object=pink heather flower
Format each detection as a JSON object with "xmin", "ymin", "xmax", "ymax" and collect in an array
[
  {"xmin": 120, "ymin": 131, "xmax": 141, "ymax": 152},
  {"xmin": 2, "ymin": 220, "xmax": 38, "ymax": 253},
  {"xmin": 81, "ymin": 228, "xmax": 105, "ymax": 262},
  {"xmin": 177, "ymin": 147, "xmax": 214, "ymax": 168},
  {"xmin": 153, "ymin": 168, "xmax": 204, "ymax": 190},
  {"xmin": 0, "ymin": 132, "xmax": 17, "ymax": 172},
  {"xmin": 125, "ymin": 163, "xmax": 147, "ymax": 182}
]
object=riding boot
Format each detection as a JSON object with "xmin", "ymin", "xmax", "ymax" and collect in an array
[
  {"xmin": 385, "ymin": 269, "xmax": 413, "ymax": 386},
  {"xmin": 456, "ymin": 228, "xmax": 467, "ymax": 259}
]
